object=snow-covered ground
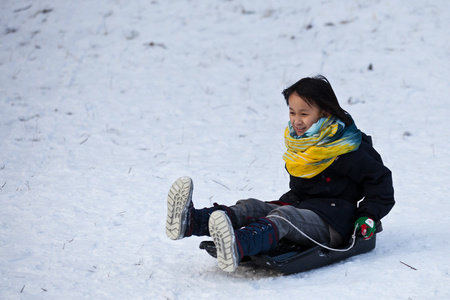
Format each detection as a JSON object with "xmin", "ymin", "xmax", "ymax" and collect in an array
[{"xmin": 1, "ymin": 0, "xmax": 450, "ymax": 299}]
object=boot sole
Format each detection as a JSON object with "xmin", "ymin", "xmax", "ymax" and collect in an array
[
  {"xmin": 209, "ymin": 211, "xmax": 238, "ymax": 272},
  {"xmin": 166, "ymin": 176, "xmax": 193, "ymax": 240}
]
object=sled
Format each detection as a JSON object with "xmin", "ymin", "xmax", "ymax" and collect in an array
[{"xmin": 200, "ymin": 222, "xmax": 382, "ymax": 274}]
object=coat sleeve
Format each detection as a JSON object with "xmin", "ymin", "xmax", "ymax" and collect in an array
[{"xmin": 344, "ymin": 141, "xmax": 395, "ymax": 222}]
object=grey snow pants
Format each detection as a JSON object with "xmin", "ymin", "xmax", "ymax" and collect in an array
[{"xmin": 229, "ymin": 198, "xmax": 343, "ymax": 247}]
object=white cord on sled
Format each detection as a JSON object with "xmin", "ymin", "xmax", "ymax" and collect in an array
[{"xmin": 269, "ymin": 215, "xmax": 358, "ymax": 252}]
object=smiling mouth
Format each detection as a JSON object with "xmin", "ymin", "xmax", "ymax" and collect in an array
[{"xmin": 295, "ymin": 127, "xmax": 306, "ymax": 134}]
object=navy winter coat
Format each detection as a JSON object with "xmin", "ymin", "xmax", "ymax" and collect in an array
[{"xmin": 279, "ymin": 132, "xmax": 395, "ymax": 241}]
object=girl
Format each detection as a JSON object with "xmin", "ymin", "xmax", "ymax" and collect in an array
[{"xmin": 165, "ymin": 75, "xmax": 395, "ymax": 273}]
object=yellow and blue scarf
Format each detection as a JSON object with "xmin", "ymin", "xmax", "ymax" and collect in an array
[{"xmin": 283, "ymin": 116, "xmax": 361, "ymax": 178}]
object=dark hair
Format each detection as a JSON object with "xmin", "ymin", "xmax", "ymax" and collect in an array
[{"xmin": 282, "ymin": 75, "xmax": 352, "ymax": 125}]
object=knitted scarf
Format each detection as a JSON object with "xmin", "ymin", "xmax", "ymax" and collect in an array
[{"xmin": 283, "ymin": 116, "xmax": 361, "ymax": 178}]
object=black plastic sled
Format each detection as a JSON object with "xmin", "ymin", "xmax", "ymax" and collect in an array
[{"xmin": 200, "ymin": 223, "xmax": 382, "ymax": 275}]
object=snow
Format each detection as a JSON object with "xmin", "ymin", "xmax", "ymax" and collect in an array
[{"xmin": 1, "ymin": 0, "xmax": 450, "ymax": 299}]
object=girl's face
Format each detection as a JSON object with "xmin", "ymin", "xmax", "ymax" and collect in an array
[{"xmin": 288, "ymin": 92, "xmax": 327, "ymax": 136}]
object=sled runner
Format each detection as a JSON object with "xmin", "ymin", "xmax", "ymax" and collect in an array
[{"xmin": 200, "ymin": 222, "xmax": 382, "ymax": 274}]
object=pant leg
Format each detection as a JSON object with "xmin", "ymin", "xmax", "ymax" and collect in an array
[
  {"xmin": 229, "ymin": 199, "xmax": 343, "ymax": 247},
  {"xmin": 267, "ymin": 205, "xmax": 335, "ymax": 247},
  {"xmin": 229, "ymin": 198, "xmax": 280, "ymax": 228}
]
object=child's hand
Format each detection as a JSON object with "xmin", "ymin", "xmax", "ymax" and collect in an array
[{"xmin": 354, "ymin": 217, "xmax": 375, "ymax": 240}]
